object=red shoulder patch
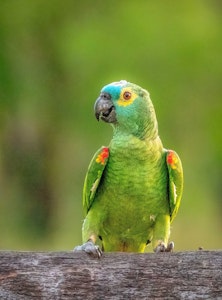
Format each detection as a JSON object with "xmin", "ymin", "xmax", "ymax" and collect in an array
[
  {"xmin": 96, "ymin": 147, "xmax": 109, "ymax": 165},
  {"xmin": 167, "ymin": 150, "xmax": 178, "ymax": 169}
]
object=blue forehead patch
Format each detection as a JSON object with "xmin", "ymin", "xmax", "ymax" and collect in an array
[{"xmin": 101, "ymin": 80, "xmax": 128, "ymax": 98}]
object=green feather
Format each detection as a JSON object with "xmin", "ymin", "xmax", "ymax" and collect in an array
[
  {"xmin": 83, "ymin": 146, "xmax": 109, "ymax": 215},
  {"xmin": 165, "ymin": 150, "xmax": 183, "ymax": 222}
]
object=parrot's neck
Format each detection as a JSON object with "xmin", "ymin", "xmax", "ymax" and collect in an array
[
  {"xmin": 111, "ymin": 119, "xmax": 162, "ymax": 157},
  {"xmin": 109, "ymin": 127, "xmax": 163, "ymax": 170},
  {"xmin": 112, "ymin": 117, "xmax": 158, "ymax": 141}
]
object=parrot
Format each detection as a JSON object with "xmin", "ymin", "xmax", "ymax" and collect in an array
[{"xmin": 74, "ymin": 80, "xmax": 183, "ymax": 257}]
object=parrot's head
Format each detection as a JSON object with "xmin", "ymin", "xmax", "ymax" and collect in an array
[{"xmin": 94, "ymin": 80, "xmax": 158, "ymax": 139}]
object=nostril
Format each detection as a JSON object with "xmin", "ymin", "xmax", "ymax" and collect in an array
[{"xmin": 101, "ymin": 92, "xmax": 111, "ymax": 101}]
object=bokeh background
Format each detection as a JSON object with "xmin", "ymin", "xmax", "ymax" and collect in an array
[{"xmin": 0, "ymin": 0, "xmax": 221, "ymax": 251}]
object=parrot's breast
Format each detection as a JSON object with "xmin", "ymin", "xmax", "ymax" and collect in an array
[{"xmin": 92, "ymin": 135, "xmax": 169, "ymax": 250}]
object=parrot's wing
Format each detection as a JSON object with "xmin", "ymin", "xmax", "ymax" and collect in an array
[
  {"xmin": 166, "ymin": 150, "xmax": 183, "ymax": 222},
  {"xmin": 83, "ymin": 146, "xmax": 109, "ymax": 216}
]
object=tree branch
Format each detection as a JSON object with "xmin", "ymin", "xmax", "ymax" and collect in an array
[{"xmin": 0, "ymin": 251, "xmax": 221, "ymax": 299}]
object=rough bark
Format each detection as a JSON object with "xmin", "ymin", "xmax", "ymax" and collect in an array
[{"xmin": 0, "ymin": 251, "xmax": 221, "ymax": 299}]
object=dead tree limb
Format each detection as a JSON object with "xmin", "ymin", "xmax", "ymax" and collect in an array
[{"xmin": 0, "ymin": 251, "xmax": 221, "ymax": 299}]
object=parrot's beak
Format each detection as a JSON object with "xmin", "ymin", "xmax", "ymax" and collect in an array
[{"xmin": 94, "ymin": 92, "xmax": 116, "ymax": 123}]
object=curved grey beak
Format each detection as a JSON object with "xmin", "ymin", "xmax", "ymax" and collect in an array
[{"xmin": 94, "ymin": 92, "xmax": 116, "ymax": 123}]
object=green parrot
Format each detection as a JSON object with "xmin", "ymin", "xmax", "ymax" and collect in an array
[{"xmin": 75, "ymin": 80, "xmax": 183, "ymax": 257}]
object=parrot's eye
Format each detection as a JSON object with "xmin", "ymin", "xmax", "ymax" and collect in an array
[{"xmin": 123, "ymin": 91, "xmax": 131, "ymax": 100}]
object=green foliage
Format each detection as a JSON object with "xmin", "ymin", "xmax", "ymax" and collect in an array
[{"xmin": 0, "ymin": 0, "xmax": 221, "ymax": 250}]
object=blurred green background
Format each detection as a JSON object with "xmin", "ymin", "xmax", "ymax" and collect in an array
[{"xmin": 0, "ymin": 0, "xmax": 221, "ymax": 251}]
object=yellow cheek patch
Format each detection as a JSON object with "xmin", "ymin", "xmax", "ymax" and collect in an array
[{"xmin": 117, "ymin": 87, "xmax": 138, "ymax": 107}]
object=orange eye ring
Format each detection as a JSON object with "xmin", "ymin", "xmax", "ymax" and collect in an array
[{"xmin": 123, "ymin": 91, "xmax": 131, "ymax": 100}]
